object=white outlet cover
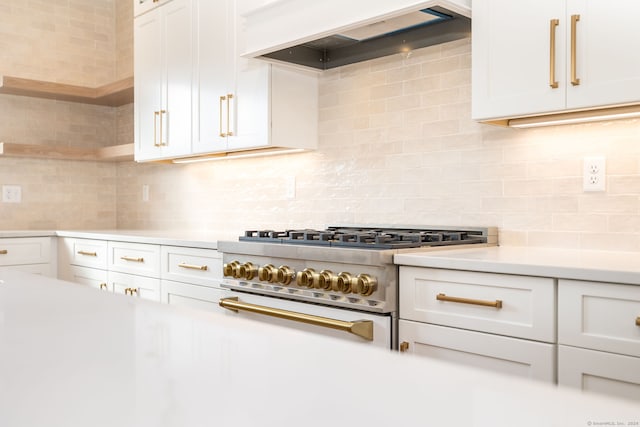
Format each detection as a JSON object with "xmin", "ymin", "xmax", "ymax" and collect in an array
[
  {"xmin": 2, "ymin": 185, "xmax": 22, "ymax": 203},
  {"xmin": 583, "ymin": 156, "xmax": 606, "ymax": 192}
]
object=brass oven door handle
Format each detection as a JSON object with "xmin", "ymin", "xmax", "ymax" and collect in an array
[
  {"xmin": 178, "ymin": 262, "xmax": 208, "ymax": 271},
  {"xmin": 0, "ymin": 249, "xmax": 7, "ymax": 255},
  {"xmin": 120, "ymin": 256, "xmax": 144, "ymax": 263},
  {"xmin": 571, "ymin": 14, "xmax": 580, "ymax": 86},
  {"xmin": 549, "ymin": 18, "xmax": 559, "ymax": 88},
  {"xmin": 77, "ymin": 250, "xmax": 97, "ymax": 257},
  {"xmin": 219, "ymin": 297, "xmax": 374, "ymax": 341},
  {"xmin": 436, "ymin": 293, "xmax": 503, "ymax": 309}
]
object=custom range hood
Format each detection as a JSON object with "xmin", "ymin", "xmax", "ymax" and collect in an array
[{"xmin": 241, "ymin": 0, "xmax": 471, "ymax": 71}]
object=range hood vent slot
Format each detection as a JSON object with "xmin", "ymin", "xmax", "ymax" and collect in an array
[{"xmin": 260, "ymin": 7, "xmax": 470, "ymax": 70}]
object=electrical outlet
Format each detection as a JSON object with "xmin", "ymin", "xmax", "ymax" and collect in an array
[
  {"xmin": 583, "ymin": 156, "xmax": 606, "ymax": 192},
  {"xmin": 285, "ymin": 176, "xmax": 296, "ymax": 199},
  {"xmin": 2, "ymin": 185, "xmax": 22, "ymax": 203}
]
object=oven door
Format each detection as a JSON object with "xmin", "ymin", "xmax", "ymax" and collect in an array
[{"xmin": 219, "ymin": 290, "xmax": 394, "ymax": 349}]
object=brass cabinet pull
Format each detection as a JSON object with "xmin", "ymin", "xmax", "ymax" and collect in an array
[
  {"xmin": 121, "ymin": 256, "xmax": 144, "ymax": 263},
  {"xmin": 399, "ymin": 341, "xmax": 410, "ymax": 352},
  {"xmin": 226, "ymin": 93, "xmax": 233, "ymax": 137},
  {"xmin": 549, "ymin": 18, "xmax": 559, "ymax": 88},
  {"xmin": 219, "ymin": 95, "xmax": 226, "ymax": 137},
  {"xmin": 0, "ymin": 249, "xmax": 7, "ymax": 255},
  {"xmin": 436, "ymin": 293, "xmax": 503, "ymax": 309},
  {"xmin": 178, "ymin": 262, "xmax": 208, "ymax": 271},
  {"xmin": 77, "ymin": 250, "xmax": 97, "ymax": 257},
  {"xmin": 636, "ymin": 317, "xmax": 640, "ymax": 327},
  {"xmin": 99, "ymin": 283, "xmax": 108, "ymax": 290},
  {"xmin": 219, "ymin": 297, "xmax": 374, "ymax": 341},
  {"xmin": 159, "ymin": 109, "xmax": 167, "ymax": 146},
  {"xmin": 153, "ymin": 111, "xmax": 161, "ymax": 147},
  {"xmin": 124, "ymin": 287, "xmax": 138, "ymax": 296},
  {"xmin": 571, "ymin": 14, "xmax": 580, "ymax": 86}
]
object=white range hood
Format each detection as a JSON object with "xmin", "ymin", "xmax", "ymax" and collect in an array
[{"xmin": 240, "ymin": 0, "xmax": 471, "ymax": 70}]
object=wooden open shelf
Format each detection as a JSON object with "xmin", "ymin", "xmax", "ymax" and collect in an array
[
  {"xmin": 0, "ymin": 142, "xmax": 134, "ymax": 162},
  {"xmin": 0, "ymin": 75, "xmax": 134, "ymax": 106}
]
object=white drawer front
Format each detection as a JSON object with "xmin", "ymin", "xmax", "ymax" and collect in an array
[
  {"xmin": 558, "ymin": 345, "xmax": 640, "ymax": 402},
  {"xmin": 0, "ymin": 264, "xmax": 53, "ymax": 276},
  {"xmin": 69, "ymin": 239, "xmax": 108, "ymax": 269},
  {"xmin": 400, "ymin": 267, "xmax": 556, "ymax": 342},
  {"xmin": 161, "ymin": 280, "xmax": 225, "ymax": 313},
  {"xmin": 68, "ymin": 265, "xmax": 110, "ymax": 291},
  {"xmin": 161, "ymin": 246, "xmax": 222, "ymax": 286},
  {"xmin": 108, "ymin": 241, "xmax": 160, "ymax": 278},
  {"xmin": 399, "ymin": 320, "xmax": 555, "ymax": 383},
  {"xmin": 109, "ymin": 271, "xmax": 160, "ymax": 302},
  {"xmin": 559, "ymin": 279, "xmax": 640, "ymax": 357},
  {"xmin": 0, "ymin": 237, "xmax": 51, "ymax": 266}
]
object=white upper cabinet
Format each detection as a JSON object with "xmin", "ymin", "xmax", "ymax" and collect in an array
[
  {"xmin": 134, "ymin": 0, "xmax": 193, "ymax": 161},
  {"xmin": 472, "ymin": 0, "xmax": 640, "ymax": 121}
]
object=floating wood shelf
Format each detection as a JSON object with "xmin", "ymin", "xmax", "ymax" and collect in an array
[
  {"xmin": 0, "ymin": 75, "xmax": 134, "ymax": 106},
  {"xmin": 0, "ymin": 142, "xmax": 134, "ymax": 162}
]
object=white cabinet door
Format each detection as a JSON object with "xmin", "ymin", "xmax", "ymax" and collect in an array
[
  {"xmin": 399, "ymin": 320, "xmax": 556, "ymax": 383},
  {"xmin": 110, "ymin": 271, "xmax": 161, "ymax": 302},
  {"xmin": 134, "ymin": 0, "xmax": 174, "ymax": 17},
  {"xmin": 558, "ymin": 345, "xmax": 640, "ymax": 402},
  {"xmin": 192, "ymin": 0, "xmax": 234, "ymax": 154},
  {"xmin": 134, "ymin": 0, "xmax": 192, "ymax": 161},
  {"xmin": 565, "ymin": 0, "xmax": 640, "ymax": 109},
  {"xmin": 472, "ymin": 0, "xmax": 566, "ymax": 119},
  {"xmin": 68, "ymin": 265, "xmax": 111, "ymax": 292}
]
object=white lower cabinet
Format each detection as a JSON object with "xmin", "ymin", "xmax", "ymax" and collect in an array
[
  {"xmin": 558, "ymin": 345, "xmax": 640, "ymax": 402},
  {"xmin": 109, "ymin": 270, "xmax": 161, "ymax": 301},
  {"xmin": 399, "ymin": 320, "xmax": 555, "ymax": 382},
  {"xmin": 161, "ymin": 280, "xmax": 226, "ymax": 313},
  {"xmin": 399, "ymin": 266, "xmax": 557, "ymax": 383},
  {"xmin": 67, "ymin": 265, "xmax": 110, "ymax": 291},
  {"xmin": 0, "ymin": 237, "xmax": 56, "ymax": 277}
]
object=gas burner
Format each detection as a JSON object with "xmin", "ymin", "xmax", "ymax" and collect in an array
[{"xmin": 240, "ymin": 226, "xmax": 491, "ymax": 249}]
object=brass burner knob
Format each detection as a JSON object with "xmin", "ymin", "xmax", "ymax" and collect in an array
[
  {"xmin": 354, "ymin": 273, "xmax": 377, "ymax": 296},
  {"xmin": 276, "ymin": 265, "xmax": 295, "ymax": 285},
  {"xmin": 296, "ymin": 268, "xmax": 316, "ymax": 288},
  {"xmin": 223, "ymin": 260, "xmax": 240, "ymax": 277},
  {"xmin": 258, "ymin": 264, "xmax": 277, "ymax": 282},
  {"xmin": 239, "ymin": 262, "xmax": 258, "ymax": 280},
  {"xmin": 332, "ymin": 272, "xmax": 353, "ymax": 294},
  {"xmin": 314, "ymin": 270, "xmax": 333, "ymax": 290}
]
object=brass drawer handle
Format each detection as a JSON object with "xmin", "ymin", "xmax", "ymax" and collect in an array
[
  {"xmin": 124, "ymin": 287, "xmax": 138, "ymax": 296},
  {"xmin": 636, "ymin": 317, "xmax": 640, "ymax": 327},
  {"xmin": 436, "ymin": 293, "xmax": 503, "ymax": 309},
  {"xmin": 0, "ymin": 249, "xmax": 7, "ymax": 255},
  {"xmin": 121, "ymin": 256, "xmax": 144, "ymax": 263},
  {"xmin": 77, "ymin": 250, "xmax": 97, "ymax": 257},
  {"xmin": 399, "ymin": 341, "xmax": 410, "ymax": 352},
  {"xmin": 99, "ymin": 283, "xmax": 108, "ymax": 290},
  {"xmin": 178, "ymin": 262, "xmax": 208, "ymax": 271},
  {"xmin": 219, "ymin": 297, "xmax": 373, "ymax": 341}
]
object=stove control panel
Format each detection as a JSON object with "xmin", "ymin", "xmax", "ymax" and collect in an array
[{"xmin": 223, "ymin": 260, "xmax": 378, "ymax": 297}]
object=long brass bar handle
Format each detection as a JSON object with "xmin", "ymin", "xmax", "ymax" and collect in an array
[
  {"xmin": 0, "ymin": 250, "xmax": 7, "ymax": 255},
  {"xmin": 178, "ymin": 262, "xmax": 208, "ymax": 271},
  {"xmin": 153, "ymin": 111, "xmax": 161, "ymax": 147},
  {"xmin": 77, "ymin": 250, "xmax": 97, "ymax": 257},
  {"xmin": 159, "ymin": 109, "xmax": 167, "ymax": 146},
  {"xmin": 549, "ymin": 18, "xmax": 559, "ymax": 88},
  {"xmin": 219, "ymin": 95, "xmax": 226, "ymax": 137},
  {"xmin": 226, "ymin": 94, "xmax": 233, "ymax": 137},
  {"xmin": 121, "ymin": 256, "xmax": 144, "ymax": 263},
  {"xmin": 219, "ymin": 297, "xmax": 374, "ymax": 341},
  {"xmin": 636, "ymin": 317, "xmax": 640, "ymax": 327},
  {"xmin": 571, "ymin": 14, "xmax": 580, "ymax": 86},
  {"xmin": 436, "ymin": 293, "xmax": 503, "ymax": 309}
]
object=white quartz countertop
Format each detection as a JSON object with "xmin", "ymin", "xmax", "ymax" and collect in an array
[
  {"xmin": 0, "ymin": 270, "xmax": 637, "ymax": 427},
  {"xmin": 2, "ymin": 229, "xmax": 241, "ymax": 249},
  {"xmin": 395, "ymin": 246, "xmax": 640, "ymax": 285}
]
